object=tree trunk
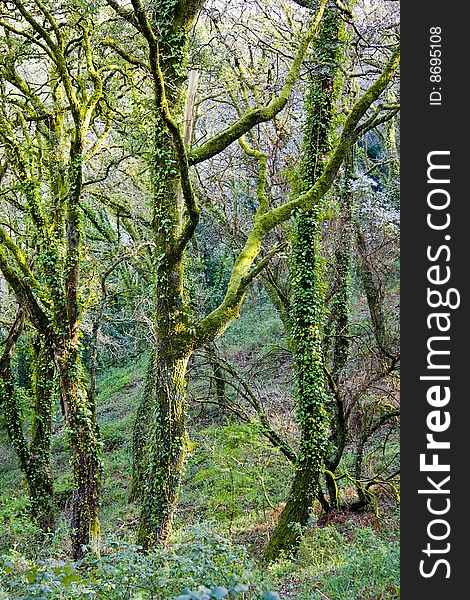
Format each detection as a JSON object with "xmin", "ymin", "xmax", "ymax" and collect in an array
[
  {"xmin": 56, "ymin": 348, "xmax": 101, "ymax": 559},
  {"xmin": 263, "ymin": 2, "xmax": 346, "ymax": 561},
  {"xmin": 0, "ymin": 315, "xmax": 55, "ymax": 531},
  {"xmin": 355, "ymin": 225, "xmax": 387, "ymax": 355},
  {"xmin": 131, "ymin": 353, "xmax": 156, "ymax": 501},
  {"xmin": 207, "ymin": 344, "xmax": 226, "ymax": 409},
  {"xmin": 130, "ymin": 0, "xmax": 198, "ymax": 543},
  {"xmin": 263, "ymin": 210, "xmax": 329, "ymax": 563},
  {"xmin": 325, "ymin": 179, "xmax": 352, "ymax": 508},
  {"xmin": 28, "ymin": 340, "xmax": 55, "ymax": 530},
  {"xmin": 137, "ymin": 344, "xmax": 190, "ymax": 547},
  {"xmin": 262, "ymin": 454, "xmax": 319, "ymax": 563},
  {"xmin": 133, "ymin": 106, "xmax": 192, "ymax": 541}
]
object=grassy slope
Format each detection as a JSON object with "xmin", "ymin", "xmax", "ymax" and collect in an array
[{"xmin": 0, "ymin": 296, "xmax": 399, "ymax": 599}]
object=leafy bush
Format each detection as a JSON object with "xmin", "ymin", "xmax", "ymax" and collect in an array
[
  {"xmin": 0, "ymin": 495, "xmax": 46, "ymax": 557},
  {"xmin": 0, "ymin": 524, "xmax": 276, "ymax": 599},
  {"xmin": 0, "ymin": 553, "xmax": 91, "ymax": 598}
]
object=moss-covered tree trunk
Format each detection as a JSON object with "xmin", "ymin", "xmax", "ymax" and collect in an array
[
  {"xmin": 263, "ymin": 2, "xmax": 345, "ymax": 561},
  {"xmin": 0, "ymin": 315, "xmax": 55, "ymax": 531},
  {"xmin": 129, "ymin": 1, "xmax": 201, "ymax": 545},
  {"xmin": 0, "ymin": 8, "xmax": 107, "ymax": 557},
  {"xmin": 56, "ymin": 347, "xmax": 101, "ymax": 558},
  {"xmin": 132, "ymin": 120, "xmax": 195, "ymax": 543},
  {"xmin": 132, "ymin": 228, "xmax": 193, "ymax": 547},
  {"xmin": 133, "ymin": 154, "xmax": 192, "ymax": 547},
  {"xmin": 137, "ymin": 346, "xmax": 190, "ymax": 546},
  {"xmin": 60, "ymin": 131, "xmax": 102, "ymax": 558},
  {"xmin": 132, "ymin": 102, "xmax": 193, "ymax": 543},
  {"xmin": 28, "ymin": 339, "xmax": 55, "ymax": 530}
]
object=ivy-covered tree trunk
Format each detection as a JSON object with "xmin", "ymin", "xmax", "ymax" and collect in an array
[
  {"xmin": 0, "ymin": 314, "xmax": 55, "ymax": 531},
  {"xmin": 133, "ymin": 104, "xmax": 196, "ymax": 542},
  {"xmin": 263, "ymin": 2, "xmax": 345, "ymax": 561},
  {"xmin": 28, "ymin": 339, "xmax": 55, "ymax": 530},
  {"xmin": 56, "ymin": 347, "xmax": 101, "ymax": 558},
  {"xmin": 132, "ymin": 222, "xmax": 193, "ymax": 547},
  {"xmin": 133, "ymin": 136, "xmax": 191, "ymax": 546},
  {"xmin": 131, "ymin": 354, "xmax": 156, "ymax": 502},
  {"xmin": 137, "ymin": 346, "xmax": 191, "ymax": 547},
  {"xmin": 132, "ymin": 101, "xmax": 191, "ymax": 543},
  {"xmin": 263, "ymin": 210, "xmax": 329, "ymax": 562},
  {"xmin": 129, "ymin": 1, "xmax": 201, "ymax": 545}
]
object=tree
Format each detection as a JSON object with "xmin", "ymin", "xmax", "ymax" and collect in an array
[
  {"xmin": 0, "ymin": 307, "xmax": 55, "ymax": 530},
  {"xmin": 263, "ymin": 0, "xmax": 347, "ymax": 561},
  {"xmin": 0, "ymin": 0, "xmax": 113, "ymax": 558},
  {"xmin": 104, "ymin": 0, "xmax": 399, "ymax": 548}
]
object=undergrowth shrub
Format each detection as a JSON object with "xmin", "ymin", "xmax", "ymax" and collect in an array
[
  {"xmin": 0, "ymin": 496, "xmax": 45, "ymax": 557},
  {"xmin": 0, "ymin": 524, "xmax": 275, "ymax": 599}
]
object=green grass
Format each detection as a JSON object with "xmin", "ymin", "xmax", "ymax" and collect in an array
[
  {"xmin": 270, "ymin": 523, "xmax": 400, "ymax": 599},
  {"xmin": 180, "ymin": 422, "xmax": 292, "ymax": 547}
]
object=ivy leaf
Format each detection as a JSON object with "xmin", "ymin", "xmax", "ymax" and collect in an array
[
  {"xmin": 231, "ymin": 583, "xmax": 249, "ymax": 593},
  {"xmin": 211, "ymin": 587, "xmax": 229, "ymax": 599},
  {"xmin": 262, "ymin": 593, "xmax": 281, "ymax": 600}
]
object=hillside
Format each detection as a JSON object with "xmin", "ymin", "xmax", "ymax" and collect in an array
[{"xmin": 0, "ymin": 301, "xmax": 399, "ymax": 599}]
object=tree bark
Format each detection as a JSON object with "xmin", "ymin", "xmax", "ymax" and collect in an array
[
  {"xmin": 28, "ymin": 340, "xmax": 55, "ymax": 530},
  {"xmin": 56, "ymin": 347, "xmax": 101, "ymax": 559},
  {"xmin": 137, "ymin": 346, "xmax": 190, "ymax": 547},
  {"xmin": 263, "ymin": 1, "xmax": 345, "ymax": 560},
  {"xmin": 0, "ymin": 314, "xmax": 55, "ymax": 531}
]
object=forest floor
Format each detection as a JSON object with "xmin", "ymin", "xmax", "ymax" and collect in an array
[{"xmin": 0, "ymin": 300, "xmax": 399, "ymax": 599}]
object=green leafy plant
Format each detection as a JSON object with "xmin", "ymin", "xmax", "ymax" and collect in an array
[{"xmin": 0, "ymin": 524, "xmax": 276, "ymax": 599}]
